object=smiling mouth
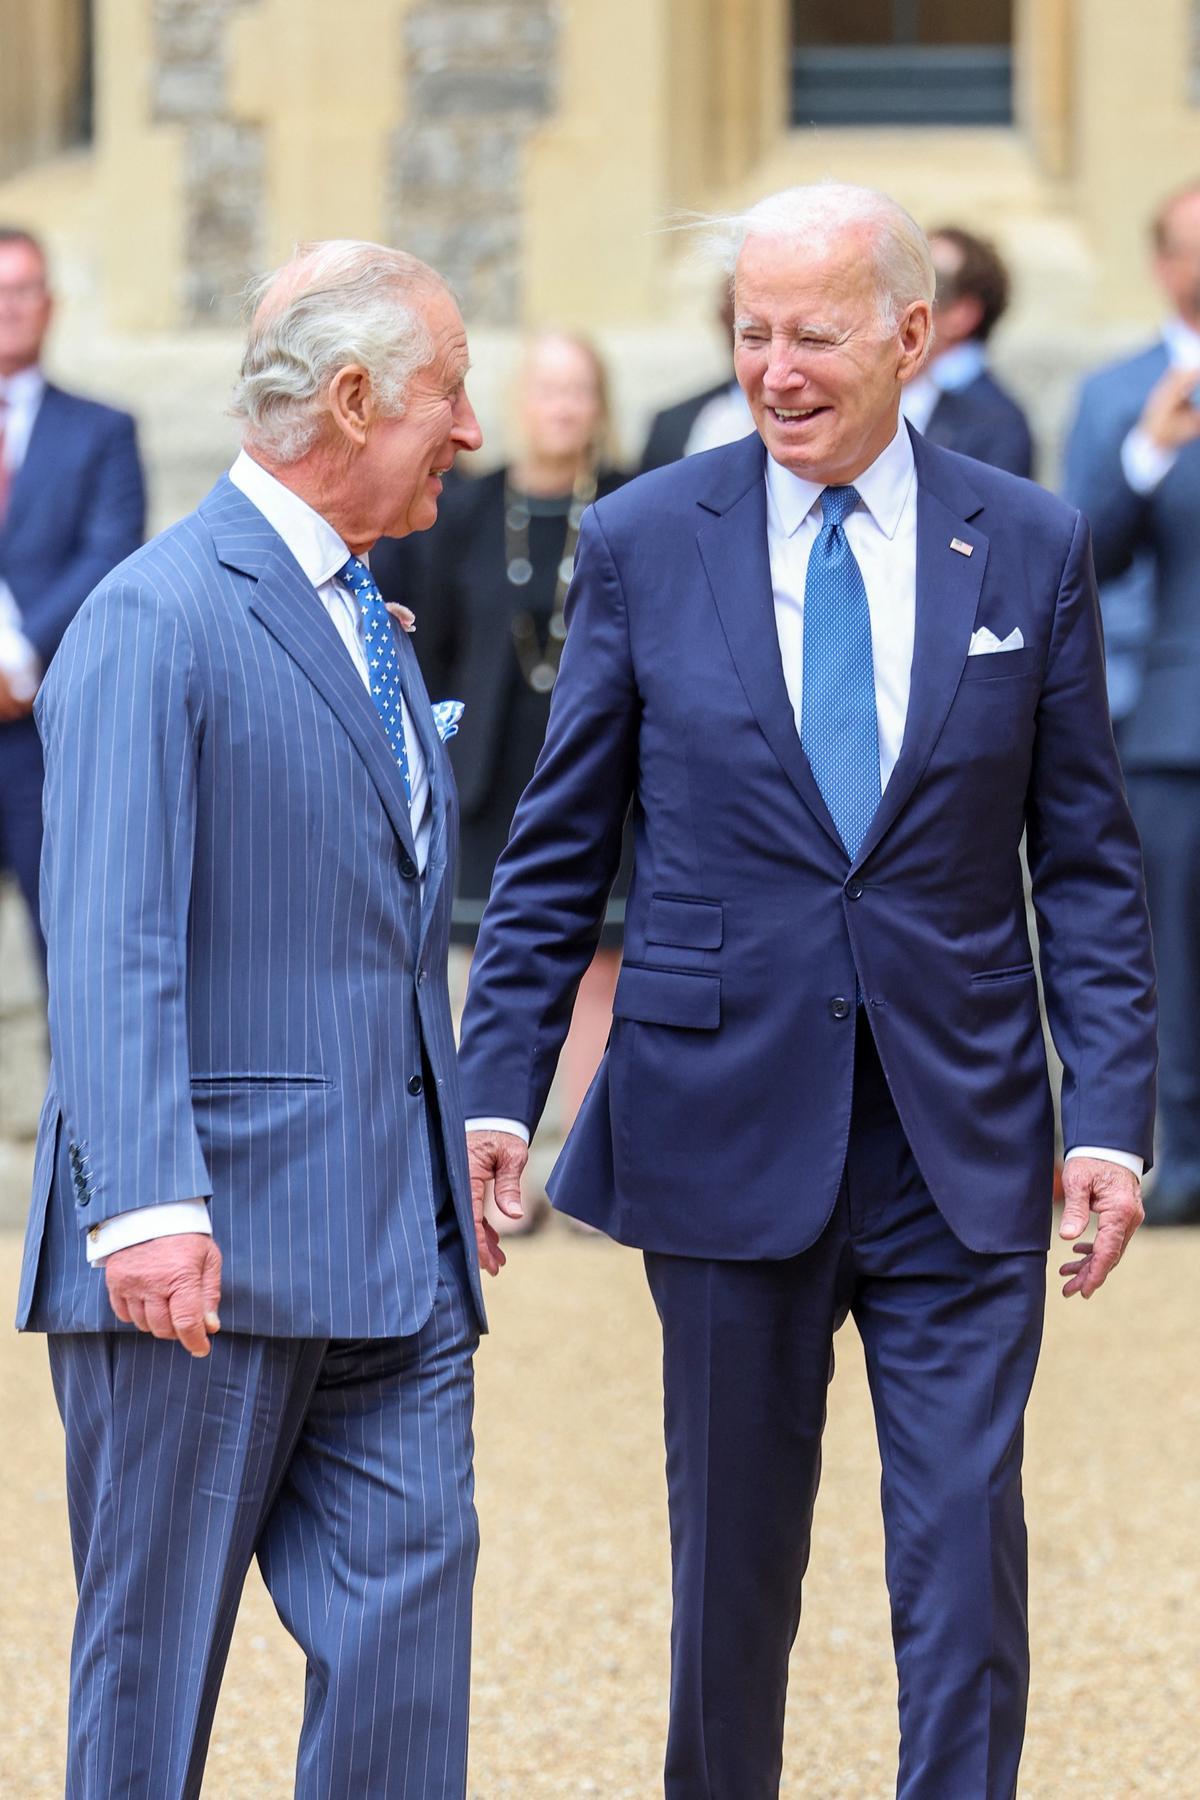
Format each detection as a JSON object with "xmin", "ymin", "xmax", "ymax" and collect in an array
[{"xmin": 769, "ymin": 406, "xmax": 826, "ymax": 422}]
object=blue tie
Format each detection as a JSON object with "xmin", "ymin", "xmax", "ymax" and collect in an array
[
  {"xmin": 336, "ymin": 554, "xmax": 412, "ymax": 801},
  {"xmin": 800, "ymin": 485, "xmax": 881, "ymax": 862}
]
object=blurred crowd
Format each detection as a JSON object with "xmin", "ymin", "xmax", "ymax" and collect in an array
[{"xmin": 3, "ymin": 182, "xmax": 1200, "ymax": 1227}]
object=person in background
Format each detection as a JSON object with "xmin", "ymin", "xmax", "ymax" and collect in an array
[
  {"xmin": 901, "ymin": 224, "xmax": 1034, "ymax": 478},
  {"xmin": 638, "ymin": 287, "xmax": 753, "ymax": 471},
  {"xmin": 0, "ymin": 226, "xmax": 145, "ymax": 964},
  {"xmin": 1064, "ymin": 178, "xmax": 1200, "ymax": 1226},
  {"xmin": 375, "ymin": 331, "xmax": 628, "ymax": 1233}
]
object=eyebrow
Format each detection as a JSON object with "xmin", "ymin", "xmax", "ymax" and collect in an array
[{"xmin": 735, "ymin": 317, "xmax": 843, "ymax": 340}]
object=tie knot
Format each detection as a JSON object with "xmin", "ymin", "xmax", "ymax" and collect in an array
[
  {"xmin": 336, "ymin": 554, "xmax": 379, "ymax": 606},
  {"xmin": 819, "ymin": 485, "xmax": 860, "ymax": 531}
]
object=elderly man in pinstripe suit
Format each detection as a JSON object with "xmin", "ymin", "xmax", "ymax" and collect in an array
[{"xmin": 15, "ymin": 242, "xmax": 510, "ymax": 1798}]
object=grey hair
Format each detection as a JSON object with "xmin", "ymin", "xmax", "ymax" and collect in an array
[
  {"xmin": 700, "ymin": 182, "xmax": 935, "ymax": 336},
  {"xmin": 230, "ymin": 240, "xmax": 448, "ymax": 463}
]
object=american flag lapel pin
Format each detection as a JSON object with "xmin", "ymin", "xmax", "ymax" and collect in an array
[{"xmin": 950, "ymin": 537, "xmax": 974, "ymax": 557}]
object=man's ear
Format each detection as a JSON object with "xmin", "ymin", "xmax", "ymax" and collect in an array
[
  {"xmin": 897, "ymin": 301, "xmax": 933, "ymax": 379},
  {"xmin": 327, "ymin": 364, "xmax": 373, "ymax": 447}
]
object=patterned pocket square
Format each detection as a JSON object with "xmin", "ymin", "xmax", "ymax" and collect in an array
[
  {"xmin": 432, "ymin": 699, "xmax": 465, "ymax": 742},
  {"xmin": 968, "ymin": 626, "xmax": 1024, "ymax": 657}
]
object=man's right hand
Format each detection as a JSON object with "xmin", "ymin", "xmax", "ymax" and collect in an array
[
  {"xmin": 466, "ymin": 1130, "xmax": 529, "ymax": 1276},
  {"xmin": 0, "ymin": 669, "xmax": 34, "ymax": 723},
  {"xmin": 102, "ymin": 1234, "xmax": 223, "ymax": 1356},
  {"xmin": 1138, "ymin": 363, "xmax": 1200, "ymax": 452}
]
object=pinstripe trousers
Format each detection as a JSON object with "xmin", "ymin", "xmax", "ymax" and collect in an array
[{"xmin": 47, "ymin": 1230, "xmax": 479, "ymax": 1800}]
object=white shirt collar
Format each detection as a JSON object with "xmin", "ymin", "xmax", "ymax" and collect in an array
[
  {"xmin": 928, "ymin": 339, "xmax": 987, "ymax": 394},
  {"xmin": 1162, "ymin": 316, "xmax": 1200, "ymax": 370},
  {"xmin": 228, "ymin": 449, "xmax": 354, "ymax": 588},
  {"xmin": 0, "ymin": 364, "xmax": 46, "ymax": 411},
  {"xmin": 765, "ymin": 420, "xmax": 916, "ymax": 544}
]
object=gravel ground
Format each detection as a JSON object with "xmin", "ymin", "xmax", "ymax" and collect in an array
[{"xmin": 2, "ymin": 1219, "xmax": 1197, "ymax": 1798}]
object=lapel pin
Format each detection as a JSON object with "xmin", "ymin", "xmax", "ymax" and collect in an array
[{"xmin": 950, "ymin": 538, "xmax": 974, "ymax": 557}]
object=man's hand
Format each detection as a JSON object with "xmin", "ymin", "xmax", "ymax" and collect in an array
[
  {"xmin": 466, "ymin": 1129, "xmax": 529, "ymax": 1276},
  {"xmin": 1058, "ymin": 1158, "xmax": 1144, "ymax": 1299},
  {"xmin": 103, "ymin": 1234, "xmax": 223, "ymax": 1355},
  {"xmin": 0, "ymin": 669, "xmax": 34, "ymax": 723},
  {"xmin": 1138, "ymin": 363, "xmax": 1200, "ymax": 453}
]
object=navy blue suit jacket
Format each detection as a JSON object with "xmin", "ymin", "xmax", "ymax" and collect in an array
[
  {"xmin": 923, "ymin": 369, "xmax": 1034, "ymax": 480},
  {"xmin": 18, "ymin": 477, "xmax": 484, "ymax": 1337},
  {"xmin": 1062, "ymin": 342, "xmax": 1200, "ymax": 770},
  {"xmin": 0, "ymin": 382, "xmax": 145, "ymax": 667},
  {"xmin": 458, "ymin": 428, "xmax": 1156, "ymax": 1258}
]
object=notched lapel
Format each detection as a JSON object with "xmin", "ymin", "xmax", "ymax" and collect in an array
[{"xmin": 697, "ymin": 469, "xmax": 843, "ymax": 853}]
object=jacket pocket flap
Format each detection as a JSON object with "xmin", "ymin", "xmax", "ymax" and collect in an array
[
  {"xmin": 645, "ymin": 895, "xmax": 724, "ymax": 950},
  {"xmin": 612, "ymin": 964, "xmax": 720, "ymax": 1029}
]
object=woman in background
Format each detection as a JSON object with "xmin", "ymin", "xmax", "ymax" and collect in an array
[{"xmin": 375, "ymin": 331, "xmax": 630, "ymax": 1232}]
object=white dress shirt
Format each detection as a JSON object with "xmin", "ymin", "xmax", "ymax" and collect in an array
[
  {"xmin": 900, "ymin": 340, "xmax": 988, "ymax": 436},
  {"xmin": 0, "ymin": 365, "xmax": 46, "ymax": 699},
  {"xmin": 87, "ymin": 452, "xmax": 434, "ymax": 1261},
  {"xmin": 1120, "ymin": 316, "xmax": 1200, "ymax": 495}
]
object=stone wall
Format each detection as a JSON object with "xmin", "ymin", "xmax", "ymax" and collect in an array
[{"xmin": 391, "ymin": 1, "xmax": 560, "ymax": 325}]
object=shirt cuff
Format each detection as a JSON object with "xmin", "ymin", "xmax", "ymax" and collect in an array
[
  {"xmin": 1064, "ymin": 1146, "xmax": 1144, "ymax": 1182},
  {"xmin": 85, "ymin": 1200, "xmax": 213, "ymax": 1264},
  {"xmin": 1120, "ymin": 426, "xmax": 1178, "ymax": 496},
  {"xmin": 0, "ymin": 615, "xmax": 41, "ymax": 698},
  {"xmin": 465, "ymin": 1117, "xmax": 531, "ymax": 1146}
]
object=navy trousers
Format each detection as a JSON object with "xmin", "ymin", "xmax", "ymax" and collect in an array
[
  {"xmin": 48, "ymin": 1225, "xmax": 479, "ymax": 1800},
  {"xmin": 1126, "ymin": 772, "xmax": 1200, "ymax": 1211},
  {"xmin": 645, "ymin": 1018, "xmax": 1046, "ymax": 1800}
]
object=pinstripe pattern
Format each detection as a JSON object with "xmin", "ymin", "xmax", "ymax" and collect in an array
[
  {"xmin": 49, "ymin": 1240, "xmax": 479, "ymax": 1799},
  {"xmin": 17, "ymin": 476, "xmax": 483, "ymax": 1337}
]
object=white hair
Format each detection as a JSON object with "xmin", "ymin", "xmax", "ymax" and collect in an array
[
  {"xmin": 702, "ymin": 182, "xmax": 935, "ymax": 336},
  {"xmin": 230, "ymin": 240, "xmax": 448, "ymax": 463}
]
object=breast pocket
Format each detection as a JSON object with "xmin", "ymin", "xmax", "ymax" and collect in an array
[{"xmin": 959, "ymin": 649, "xmax": 1039, "ymax": 683}]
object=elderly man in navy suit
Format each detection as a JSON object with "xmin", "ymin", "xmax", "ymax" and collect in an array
[
  {"xmin": 18, "ymin": 242, "xmax": 489, "ymax": 1797},
  {"xmin": 462, "ymin": 185, "xmax": 1157, "ymax": 1797},
  {"xmin": 1064, "ymin": 179, "xmax": 1200, "ymax": 1225},
  {"xmin": 0, "ymin": 226, "xmax": 144, "ymax": 963}
]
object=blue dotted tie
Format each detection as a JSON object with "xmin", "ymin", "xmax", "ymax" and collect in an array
[
  {"xmin": 800, "ymin": 485, "xmax": 881, "ymax": 862},
  {"xmin": 336, "ymin": 554, "xmax": 411, "ymax": 801}
]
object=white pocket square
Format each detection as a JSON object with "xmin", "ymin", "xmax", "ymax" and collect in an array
[{"xmin": 968, "ymin": 626, "xmax": 1024, "ymax": 657}]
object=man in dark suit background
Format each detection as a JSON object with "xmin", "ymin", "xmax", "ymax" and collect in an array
[
  {"xmin": 638, "ymin": 288, "xmax": 752, "ymax": 472},
  {"xmin": 901, "ymin": 224, "xmax": 1034, "ymax": 478},
  {"xmin": 1064, "ymin": 178, "xmax": 1200, "ymax": 1225},
  {"xmin": 461, "ymin": 183, "xmax": 1155, "ymax": 1795},
  {"xmin": 0, "ymin": 226, "xmax": 145, "ymax": 964}
]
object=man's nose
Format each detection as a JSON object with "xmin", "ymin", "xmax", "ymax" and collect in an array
[
  {"xmin": 763, "ymin": 343, "xmax": 804, "ymax": 395},
  {"xmin": 455, "ymin": 394, "xmax": 484, "ymax": 453}
]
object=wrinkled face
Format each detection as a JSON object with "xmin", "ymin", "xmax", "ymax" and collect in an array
[
  {"xmin": 733, "ymin": 231, "xmax": 930, "ymax": 485},
  {"xmin": 518, "ymin": 335, "xmax": 605, "ymax": 463},
  {"xmin": 0, "ymin": 239, "xmax": 52, "ymax": 377},
  {"xmin": 1154, "ymin": 191, "xmax": 1200, "ymax": 326},
  {"xmin": 365, "ymin": 284, "xmax": 482, "ymax": 539}
]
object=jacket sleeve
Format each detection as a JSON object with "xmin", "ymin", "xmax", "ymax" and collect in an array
[
  {"xmin": 16, "ymin": 411, "xmax": 147, "ymax": 668},
  {"xmin": 38, "ymin": 578, "xmax": 212, "ymax": 1227},
  {"xmin": 1024, "ymin": 510, "xmax": 1158, "ymax": 1164},
  {"xmin": 457, "ymin": 505, "xmax": 640, "ymax": 1129},
  {"xmin": 1061, "ymin": 379, "xmax": 1151, "ymax": 584}
]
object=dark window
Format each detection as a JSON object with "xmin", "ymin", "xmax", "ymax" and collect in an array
[{"xmin": 791, "ymin": 0, "xmax": 1013, "ymax": 126}]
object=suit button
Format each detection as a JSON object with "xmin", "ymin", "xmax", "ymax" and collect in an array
[
  {"xmin": 399, "ymin": 856, "xmax": 417, "ymax": 880},
  {"xmin": 845, "ymin": 880, "xmax": 864, "ymax": 901},
  {"xmin": 408, "ymin": 1074, "xmax": 424, "ymax": 1096},
  {"xmin": 829, "ymin": 996, "xmax": 852, "ymax": 1020},
  {"xmin": 78, "ymin": 1193, "xmax": 90, "ymax": 1207}
]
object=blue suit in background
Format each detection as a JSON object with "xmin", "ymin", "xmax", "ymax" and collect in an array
[
  {"xmin": 0, "ymin": 382, "xmax": 145, "ymax": 959},
  {"xmin": 920, "ymin": 366, "xmax": 1034, "ymax": 479},
  {"xmin": 1064, "ymin": 341, "xmax": 1200, "ymax": 1219},
  {"xmin": 458, "ymin": 428, "xmax": 1156, "ymax": 1795},
  {"xmin": 18, "ymin": 476, "xmax": 483, "ymax": 1797}
]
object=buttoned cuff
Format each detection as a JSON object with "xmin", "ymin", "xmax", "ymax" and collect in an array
[
  {"xmin": 1064, "ymin": 1146, "xmax": 1144, "ymax": 1182},
  {"xmin": 1120, "ymin": 426, "xmax": 1177, "ymax": 496},
  {"xmin": 465, "ymin": 1117, "xmax": 531, "ymax": 1145},
  {"xmin": 86, "ymin": 1200, "xmax": 213, "ymax": 1264}
]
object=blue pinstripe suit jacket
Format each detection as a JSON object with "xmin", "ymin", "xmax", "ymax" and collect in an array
[{"xmin": 17, "ymin": 477, "xmax": 484, "ymax": 1338}]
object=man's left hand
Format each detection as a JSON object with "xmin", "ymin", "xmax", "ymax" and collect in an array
[
  {"xmin": 1058, "ymin": 1157, "xmax": 1144, "ymax": 1299},
  {"xmin": 0, "ymin": 669, "xmax": 34, "ymax": 722}
]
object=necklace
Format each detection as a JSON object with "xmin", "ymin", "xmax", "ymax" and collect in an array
[{"xmin": 504, "ymin": 467, "xmax": 597, "ymax": 694}]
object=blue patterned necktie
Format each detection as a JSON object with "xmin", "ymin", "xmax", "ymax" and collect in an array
[
  {"xmin": 800, "ymin": 484, "xmax": 881, "ymax": 862},
  {"xmin": 336, "ymin": 554, "xmax": 411, "ymax": 800}
]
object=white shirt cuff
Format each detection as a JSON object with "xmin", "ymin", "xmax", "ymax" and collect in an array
[
  {"xmin": 0, "ymin": 585, "xmax": 41, "ymax": 698},
  {"xmin": 465, "ymin": 1117, "xmax": 531, "ymax": 1146},
  {"xmin": 86, "ymin": 1200, "xmax": 213, "ymax": 1264},
  {"xmin": 1064, "ymin": 1146, "xmax": 1144, "ymax": 1182},
  {"xmin": 1120, "ymin": 426, "xmax": 1178, "ymax": 496}
]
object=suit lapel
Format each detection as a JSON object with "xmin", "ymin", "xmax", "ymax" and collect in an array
[
  {"xmin": 855, "ymin": 432, "xmax": 987, "ymax": 864},
  {"xmin": 696, "ymin": 437, "xmax": 843, "ymax": 852},
  {"xmin": 203, "ymin": 480, "xmax": 418, "ymax": 862}
]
